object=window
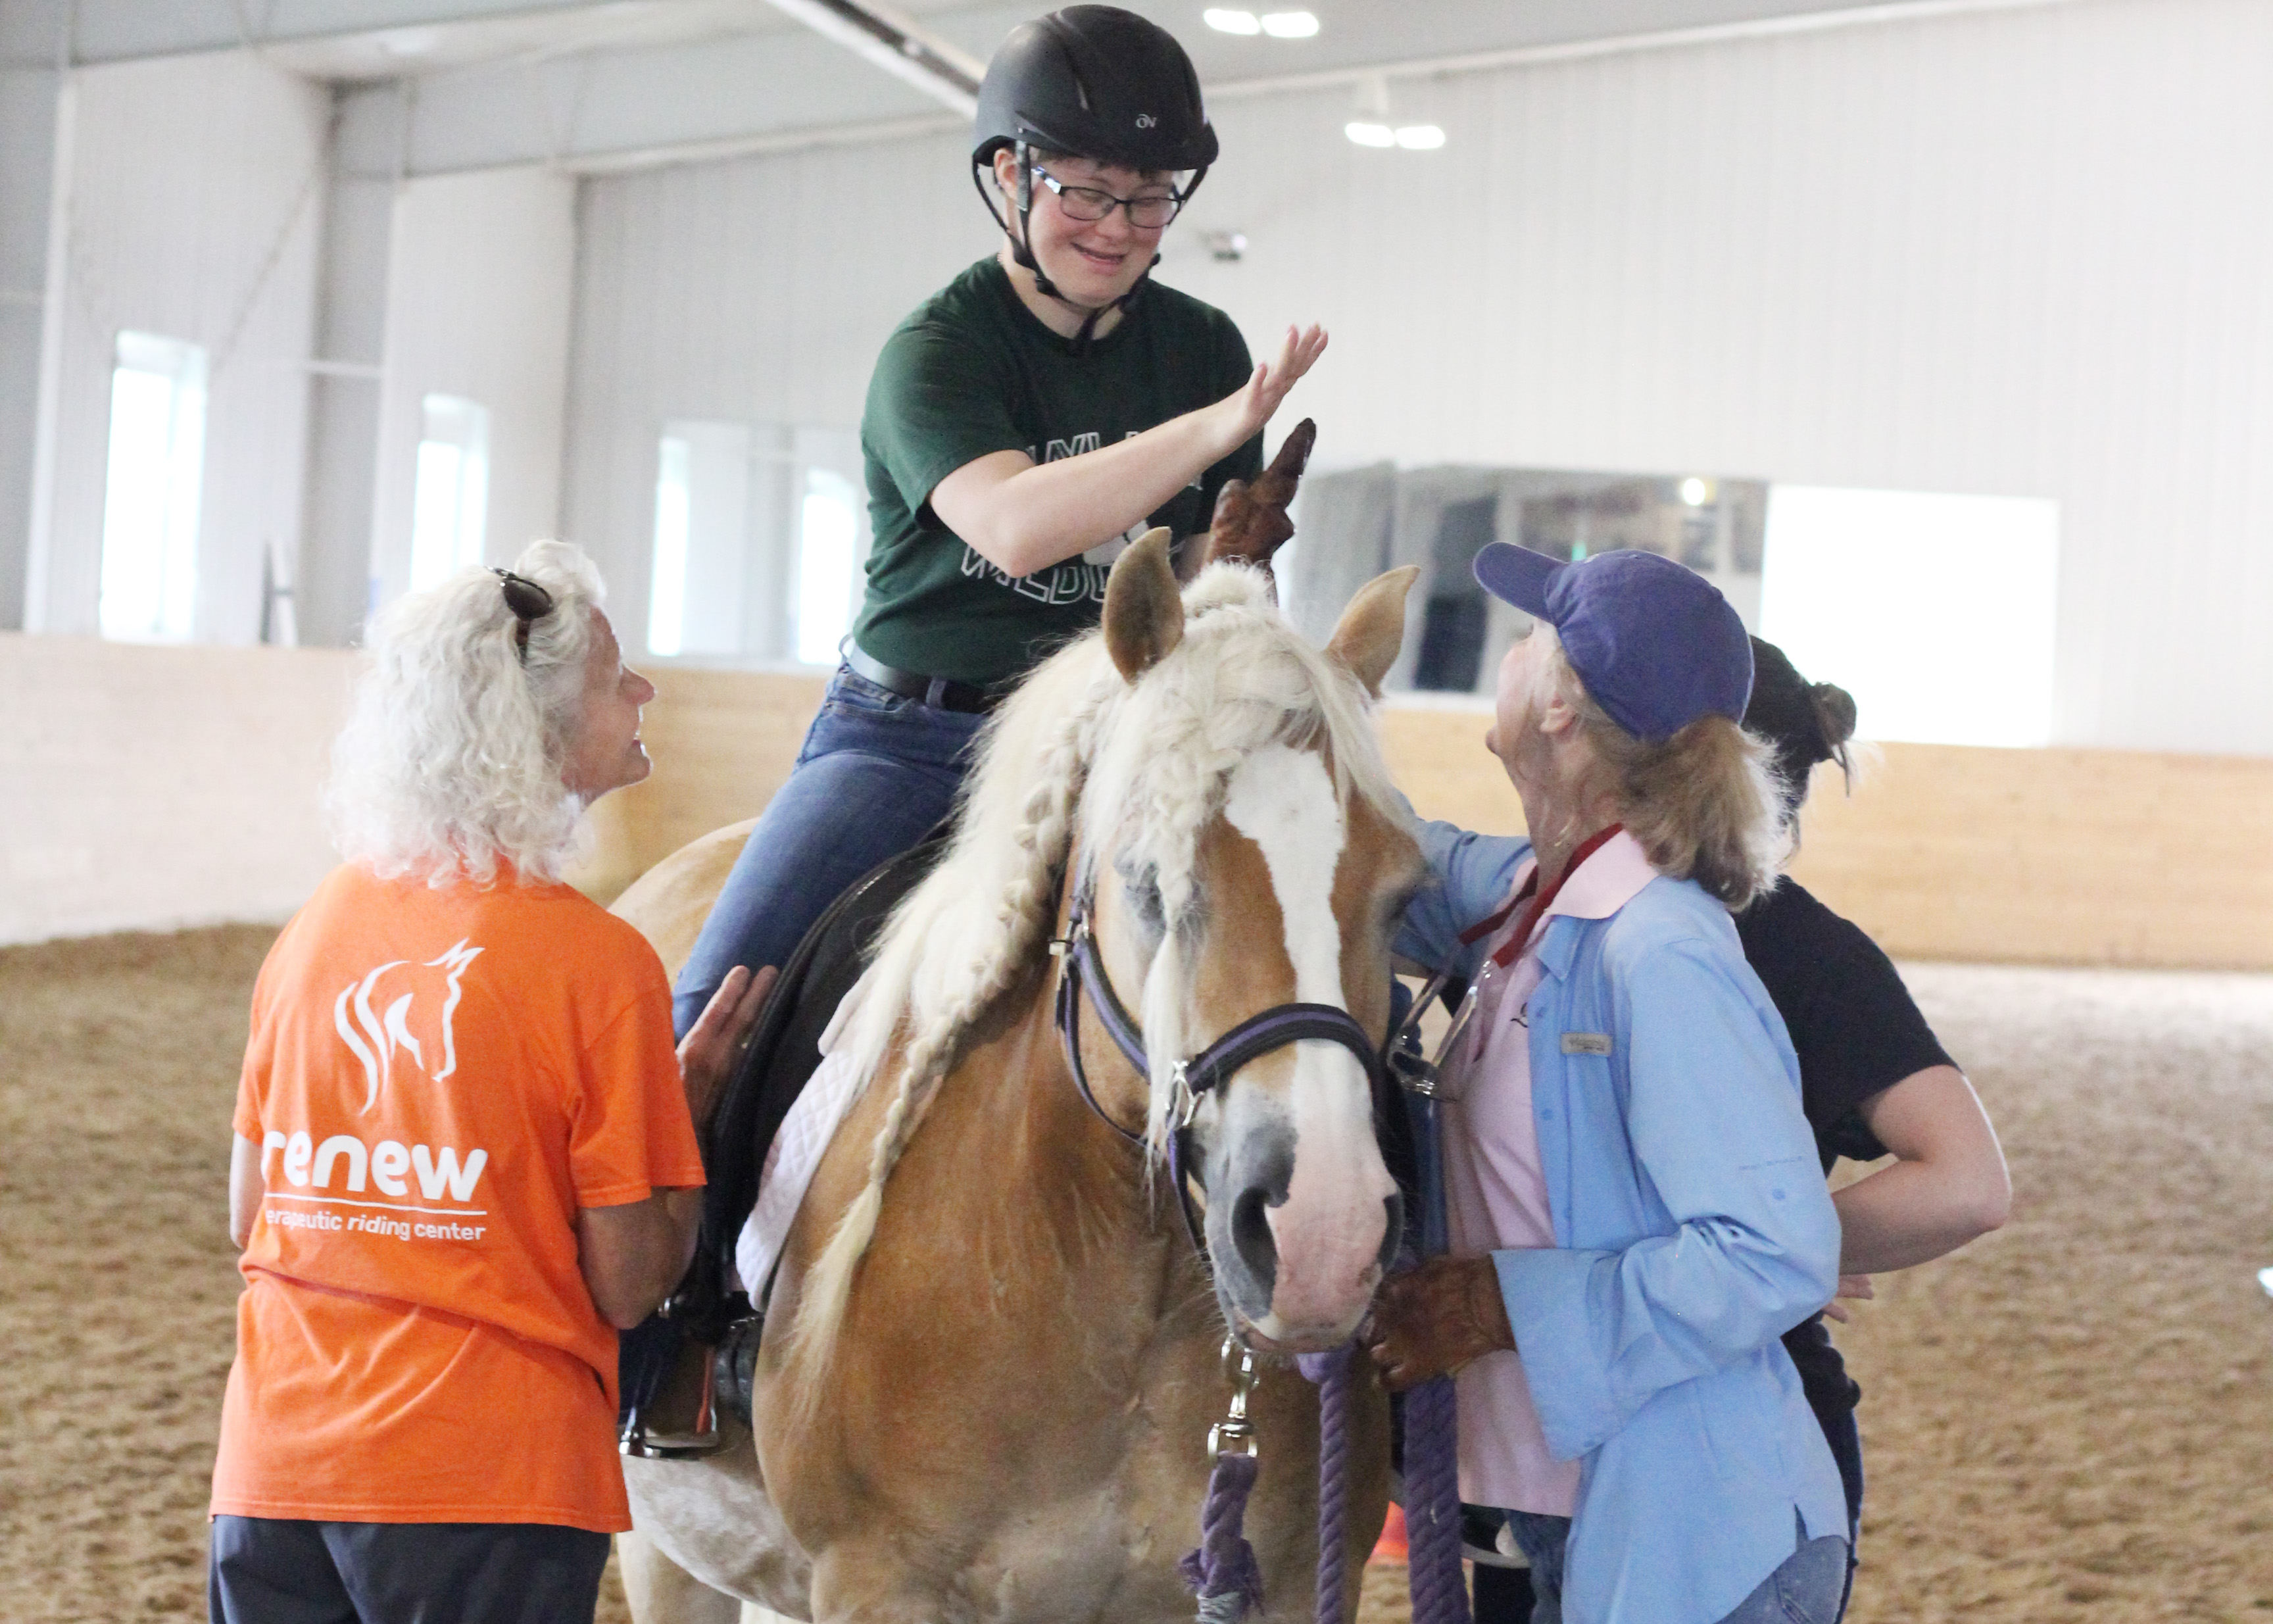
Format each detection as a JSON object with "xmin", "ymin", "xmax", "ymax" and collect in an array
[
  {"xmin": 408, "ymin": 394, "xmax": 489, "ymax": 590},
  {"xmin": 1759, "ymin": 485, "xmax": 2059, "ymax": 747},
  {"xmin": 99, "ymin": 332, "xmax": 207, "ymax": 641},
  {"xmin": 1284, "ymin": 464, "xmax": 1767, "ymax": 698},
  {"xmin": 644, "ymin": 422, "xmax": 754, "ymax": 659},
  {"xmin": 1411, "ymin": 496, "xmax": 1498, "ymax": 692},
  {"xmin": 647, "ymin": 434, "xmax": 693, "ymax": 656},
  {"xmin": 794, "ymin": 468, "xmax": 861, "ymax": 666},
  {"xmin": 641, "ymin": 422, "xmax": 862, "ymax": 664}
]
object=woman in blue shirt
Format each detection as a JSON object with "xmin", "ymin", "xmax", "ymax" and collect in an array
[{"xmin": 1364, "ymin": 544, "xmax": 1848, "ymax": 1624}]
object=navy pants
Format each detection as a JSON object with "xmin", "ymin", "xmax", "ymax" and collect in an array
[
  {"xmin": 208, "ymin": 1516, "xmax": 608, "ymax": 1624},
  {"xmin": 1811, "ymin": 1398, "xmax": 1865, "ymax": 1618},
  {"xmin": 672, "ymin": 666, "xmax": 988, "ymax": 1039}
]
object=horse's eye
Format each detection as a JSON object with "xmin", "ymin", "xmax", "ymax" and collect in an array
[{"xmin": 1121, "ymin": 867, "xmax": 1165, "ymax": 935}]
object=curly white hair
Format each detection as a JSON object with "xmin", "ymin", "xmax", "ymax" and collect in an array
[{"xmin": 326, "ymin": 540, "xmax": 608, "ymax": 886}]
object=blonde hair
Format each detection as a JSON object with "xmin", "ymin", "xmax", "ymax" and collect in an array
[
  {"xmin": 1534, "ymin": 628, "xmax": 1786, "ymax": 909},
  {"xmin": 326, "ymin": 540, "xmax": 605, "ymax": 887}
]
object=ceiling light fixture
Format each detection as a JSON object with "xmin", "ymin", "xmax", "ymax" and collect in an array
[
  {"xmin": 1344, "ymin": 122, "xmax": 1396, "ymax": 148},
  {"xmin": 1259, "ymin": 11, "xmax": 1319, "ymax": 37},
  {"xmin": 378, "ymin": 27, "xmax": 441, "ymax": 57},
  {"xmin": 1203, "ymin": 9, "xmax": 1262, "ymax": 34},
  {"xmin": 1393, "ymin": 124, "xmax": 1446, "ymax": 150}
]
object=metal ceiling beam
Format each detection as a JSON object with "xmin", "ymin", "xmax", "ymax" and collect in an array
[{"xmin": 763, "ymin": 0, "xmax": 981, "ymax": 116}]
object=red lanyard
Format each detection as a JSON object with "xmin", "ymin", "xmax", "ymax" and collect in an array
[{"xmin": 1459, "ymin": 824, "xmax": 1626, "ymax": 970}]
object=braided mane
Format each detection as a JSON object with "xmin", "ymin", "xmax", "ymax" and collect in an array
[{"xmin": 787, "ymin": 564, "xmax": 1401, "ymax": 1364}]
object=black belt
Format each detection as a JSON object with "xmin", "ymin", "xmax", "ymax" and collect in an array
[{"xmin": 843, "ymin": 645, "xmax": 1004, "ymax": 714}]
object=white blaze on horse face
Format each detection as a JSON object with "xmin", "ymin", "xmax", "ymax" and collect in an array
[{"xmin": 1221, "ymin": 743, "xmax": 1396, "ymax": 1339}]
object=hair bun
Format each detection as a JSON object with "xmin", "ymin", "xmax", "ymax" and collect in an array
[{"xmin": 1809, "ymin": 681, "xmax": 1858, "ymax": 750}]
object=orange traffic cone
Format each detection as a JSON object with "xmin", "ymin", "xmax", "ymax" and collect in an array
[{"xmin": 1369, "ymin": 1502, "xmax": 1409, "ymax": 1565}]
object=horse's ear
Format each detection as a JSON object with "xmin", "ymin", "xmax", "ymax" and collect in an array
[
  {"xmin": 1325, "ymin": 566, "xmax": 1420, "ymax": 697},
  {"xmin": 1103, "ymin": 528, "xmax": 1183, "ymax": 682}
]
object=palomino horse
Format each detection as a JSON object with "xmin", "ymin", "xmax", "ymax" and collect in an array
[{"xmin": 613, "ymin": 535, "xmax": 1424, "ymax": 1624}]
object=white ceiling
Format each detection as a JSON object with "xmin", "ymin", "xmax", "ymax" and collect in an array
[
  {"xmin": 19, "ymin": 0, "xmax": 2057, "ymax": 176},
  {"xmin": 257, "ymin": 1, "xmax": 802, "ymax": 81}
]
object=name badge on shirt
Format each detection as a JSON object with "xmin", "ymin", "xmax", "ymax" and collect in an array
[{"xmin": 1561, "ymin": 1032, "xmax": 1613, "ymax": 1056}]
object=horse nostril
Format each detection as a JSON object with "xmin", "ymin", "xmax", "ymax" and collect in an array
[
  {"xmin": 1231, "ymin": 1185, "xmax": 1278, "ymax": 1294},
  {"xmin": 1377, "ymin": 1192, "xmax": 1405, "ymax": 1273}
]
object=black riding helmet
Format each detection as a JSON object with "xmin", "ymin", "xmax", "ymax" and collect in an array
[{"xmin": 971, "ymin": 6, "xmax": 1216, "ymax": 339}]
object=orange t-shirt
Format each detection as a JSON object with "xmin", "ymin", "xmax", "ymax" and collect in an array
[{"xmin": 210, "ymin": 863, "xmax": 704, "ymax": 1531}]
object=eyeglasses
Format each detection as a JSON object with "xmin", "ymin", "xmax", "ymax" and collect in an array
[
  {"xmin": 1031, "ymin": 166, "xmax": 1183, "ymax": 230},
  {"xmin": 491, "ymin": 568, "xmax": 554, "ymax": 662}
]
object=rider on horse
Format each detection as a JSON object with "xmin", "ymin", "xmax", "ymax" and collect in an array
[{"xmin": 668, "ymin": 4, "xmax": 1328, "ymax": 1043}]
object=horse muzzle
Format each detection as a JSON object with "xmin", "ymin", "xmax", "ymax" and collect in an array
[{"xmin": 1207, "ymin": 1110, "xmax": 1404, "ymax": 1352}]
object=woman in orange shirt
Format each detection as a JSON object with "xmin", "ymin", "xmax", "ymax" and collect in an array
[{"xmin": 209, "ymin": 541, "xmax": 764, "ymax": 1624}]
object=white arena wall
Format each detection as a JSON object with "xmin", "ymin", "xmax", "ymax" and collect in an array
[
  {"xmin": 22, "ymin": 49, "xmax": 328, "ymax": 646},
  {"xmin": 1, "ymin": 633, "xmax": 353, "ymax": 943},
  {"xmin": 563, "ymin": 0, "xmax": 2273, "ymax": 756},
  {"xmin": 368, "ymin": 166, "xmax": 577, "ymax": 606}
]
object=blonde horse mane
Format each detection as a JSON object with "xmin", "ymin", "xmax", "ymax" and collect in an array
[{"xmin": 787, "ymin": 564, "xmax": 1402, "ymax": 1371}]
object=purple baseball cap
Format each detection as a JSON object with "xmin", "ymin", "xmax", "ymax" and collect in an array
[{"xmin": 1472, "ymin": 543, "xmax": 1753, "ymax": 743}]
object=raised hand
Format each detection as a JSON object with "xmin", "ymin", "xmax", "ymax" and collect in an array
[
  {"xmin": 1213, "ymin": 324, "xmax": 1329, "ymax": 451},
  {"xmin": 1205, "ymin": 417, "xmax": 1317, "ymax": 574}
]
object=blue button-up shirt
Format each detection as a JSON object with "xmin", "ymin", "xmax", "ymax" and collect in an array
[{"xmin": 1396, "ymin": 812, "xmax": 1847, "ymax": 1624}]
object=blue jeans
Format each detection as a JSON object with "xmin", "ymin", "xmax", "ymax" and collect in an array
[
  {"xmin": 1812, "ymin": 1400, "xmax": 1863, "ymax": 1618},
  {"xmin": 672, "ymin": 666, "xmax": 987, "ymax": 1038},
  {"xmin": 1481, "ymin": 1509, "xmax": 1846, "ymax": 1624}
]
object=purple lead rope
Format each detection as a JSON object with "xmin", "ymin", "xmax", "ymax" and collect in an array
[
  {"xmin": 1178, "ymin": 1344, "xmax": 1360, "ymax": 1624},
  {"xmin": 1402, "ymin": 1372, "xmax": 1472, "ymax": 1624},
  {"xmin": 1298, "ymin": 1345, "xmax": 1354, "ymax": 1624},
  {"xmin": 1179, "ymin": 1452, "xmax": 1265, "ymax": 1624}
]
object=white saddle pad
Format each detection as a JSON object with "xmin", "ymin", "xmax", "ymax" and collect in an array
[{"xmin": 734, "ymin": 987, "xmax": 869, "ymax": 1296}]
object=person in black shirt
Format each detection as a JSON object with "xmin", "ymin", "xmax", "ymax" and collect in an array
[{"xmin": 1736, "ymin": 637, "xmax": 2013, "ymax": 1617}]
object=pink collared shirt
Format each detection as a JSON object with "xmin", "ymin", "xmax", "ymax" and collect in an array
[{"xmin": 1440, "ymin": 829, "xmax": 1659, "ymax": 1515}]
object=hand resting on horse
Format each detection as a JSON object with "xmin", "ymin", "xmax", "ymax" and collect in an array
[
  {"xmin": 575, "ymin": 962, "xmax": 773, "ymax": 1329},
  {"xmin": 1361, "ymin": 1252, "xmax": 1518, "ymax": 1392},
  {"xmin": 677, "ymin": 962, "xmax": 775, "ymax": 1133}
]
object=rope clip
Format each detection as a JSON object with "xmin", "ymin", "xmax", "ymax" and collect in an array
[{"xmin": 1208, "ymin": 1335, "xmax": 1260, "ymax": 1460}]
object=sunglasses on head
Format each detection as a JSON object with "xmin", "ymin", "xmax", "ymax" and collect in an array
[{"xmin": 491, "ymin": 568, "xmax": 555, "ymax": 662}]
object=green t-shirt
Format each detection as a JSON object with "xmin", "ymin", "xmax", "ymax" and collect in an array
[{"xmin": 854, "ymin": 257, "xmax": 1262, "ymax": 685}]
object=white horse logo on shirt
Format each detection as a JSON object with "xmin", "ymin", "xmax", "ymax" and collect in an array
[{"xmin": 332, "ymin": 940, "xmax": 483, "ymax": 1113}]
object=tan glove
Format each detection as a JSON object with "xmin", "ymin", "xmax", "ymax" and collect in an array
[
  {"xmin": 1361, "ymin": 1254, "xmax": 1517, "ymax": 1392},
  {"xmin": 1202, "ymin": 418, "xmax": 1317, "ymax": 576}
]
